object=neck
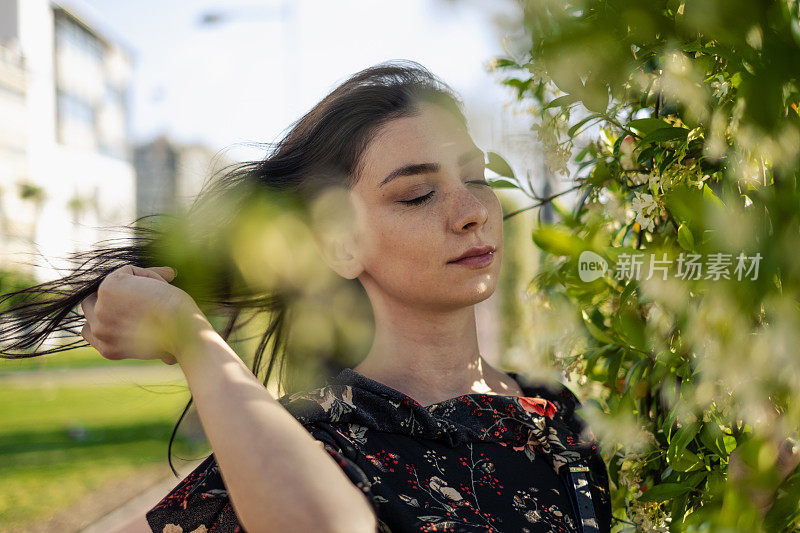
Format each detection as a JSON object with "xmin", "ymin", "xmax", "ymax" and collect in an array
[{"xmin": 352, "ymin": 295, "xmax": 520, "ymax": 406}]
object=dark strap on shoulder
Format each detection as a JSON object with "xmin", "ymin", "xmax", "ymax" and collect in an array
[{"xmin": 560, "ymin": 460, "xmax": 599, "ymax": 533}]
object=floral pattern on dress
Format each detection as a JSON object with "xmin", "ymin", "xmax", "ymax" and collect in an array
[{"xmin": 146, "ymin": 368, "xmax": 611, "ymax": 533}]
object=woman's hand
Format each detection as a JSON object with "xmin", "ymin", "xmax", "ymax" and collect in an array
[{"xmin": 80, "ymin": 264, "xmax": 204, "ymax": 365}]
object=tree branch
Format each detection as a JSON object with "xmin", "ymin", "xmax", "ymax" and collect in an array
[{"xmin": 502, "ymin": 183, "xmax": 584, "ymax": 220}]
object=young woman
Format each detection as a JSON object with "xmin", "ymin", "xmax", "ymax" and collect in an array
[{"xmin": 0, "ymin": 61, "xmax": 611, "ymax": 532}]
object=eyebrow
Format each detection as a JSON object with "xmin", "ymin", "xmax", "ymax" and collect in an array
[{"xmin": 378, "ymin": 148, "xmax": 485, "ymax": 187}]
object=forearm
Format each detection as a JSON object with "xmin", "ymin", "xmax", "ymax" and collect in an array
[{"xmin": 170, "ymin": 306, "xmax": 377, "ymax": 533}]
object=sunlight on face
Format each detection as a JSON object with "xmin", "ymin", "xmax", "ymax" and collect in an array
[{"xmin": 349, "ymin": 102, "xmax": 504, "ymax": 312}]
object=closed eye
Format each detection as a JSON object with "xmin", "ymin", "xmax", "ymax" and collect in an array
[
  {"xmin": 399, "ymin": 191, "xmax": 434, "ymax": 206},
  {"xmin": 398, "ymin": 180, "xmax": 490, "ymax": 206}
]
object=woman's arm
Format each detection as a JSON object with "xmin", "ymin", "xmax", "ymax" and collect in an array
[
  {"xmin": 169, "ymin": 303, "xmax": 378, "ymax": 533},
  {"xmin": 79, "ymin": 265, "xmax": 375, "ymax": 533}
]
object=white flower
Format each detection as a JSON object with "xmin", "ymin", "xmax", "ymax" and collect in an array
[
  {"xmin": 631, "ymin": 192, "xmax": 658, "ymax": 215},
  {"xmin": 628, "ymin": 172, "xmax": 649, "ymax": 186},
  {"xmin": 631, "ymin": 192, "xmax": 659, "ymax": 231},
  {"xmin": 710, "ymin": 75, "xmax": 729, "ymax": 98},
  {"xmin": 635, "ymin": 211, "xmax": 655, "ymax": 232},
  {"xmin": 648, "ymin": 173, "xmax": 663, "ymax": 191}
]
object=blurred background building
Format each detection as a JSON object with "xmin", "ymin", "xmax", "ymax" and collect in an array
[
  {"xmin": 134, "ymin": 135, "xmax": 229, "ymax": 219},
  {"xmin": 0, "ymin": 0, "xmax": 134, "ymax": 282},
  {"xmin": 0, "ymin": 32, "xmax": 30, "ymax": 274}
]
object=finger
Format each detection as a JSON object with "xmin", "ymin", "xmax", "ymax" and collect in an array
[
  {"xmin": 81, "ymin": 322, "xmax": 98, "ymax": 348},
  {"xmin": 138, "ymin": 265, "xmax": 176, "ymax": 282},
  {"xmin": 80, "ymin": 292, "xmax": 98, "ymax": 324},
  {"xmin": 81, "ymin": 321, "xmax": 118, "ymax": 360},
  {"xmin": 112, "ymin": 264, "xmax": 176, "ymax": 283}
]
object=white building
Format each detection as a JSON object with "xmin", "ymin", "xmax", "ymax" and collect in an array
[
  {"xmin": 0, "ymin": 37, "xmax": 32, "ymax": 269},
  {"xmin": 0, "ymin": 0, "xmax": 135, "ymax": 282}
]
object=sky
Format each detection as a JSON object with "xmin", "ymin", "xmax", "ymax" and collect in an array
[{"xmin": 71, "ymin": 0, "xmax": 530, "ymax": 162}]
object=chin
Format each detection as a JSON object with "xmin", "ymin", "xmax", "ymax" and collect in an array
[
  {"xmin": 439, "ymin": 278, "xmax": 498, "ymax": 310},
  {"xmin": 467, "ymin": 281, "xmax": 497, "ymax": 304}
]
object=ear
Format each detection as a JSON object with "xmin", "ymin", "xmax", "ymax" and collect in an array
[
  {"xmin": 309, "ymin": 187, "xmax": 364, "ymax": 280},
  {"xmin": 316, "ymin": 230, "xmax": 363, "ymax": 280}
]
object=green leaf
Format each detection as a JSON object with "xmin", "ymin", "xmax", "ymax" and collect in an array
[
  {"xmin": 628, "ymin": 118, "xmax": 672, "ymax": 136},
  {"xmin": 763, "ymin": 470, "xmax": 800, "ymax": 530},
  {"xmin": 702, "ymin": 183, "xmax": 726, "ymax": 209},
  {"xmin": 605, "ymin": 350, "xmax": 625, "ymax": 388},
  {"xmin": 622, "ymin": 358, "xmax": 648, "ymax": 394},
  {"xmin": 579, "ymin": 79, "xmax": 609, "ymax": 114},
  {"xmin": 619, "ymin": 279, "xmax": 638, "ymax": 307},
  {"xmin": 669, "ymin": 491, "xmax": 690, "ymax": 523},
  {"xmin": 493, "ymin": 58, "xmax": 519, "ymax": 69},
  {"xmin": 637, "ymin": 127, "xmax": 690, "ymax": 146},
  {"xmin": 531, "ymin": 226, "xmax": 584, "ymax": 257},
  {"xmin": 661, "ymin": 403, "xmax": 680, "ymax": 436},
  {"xmin": 545, "ymin": 94, "xmax": 580, "ymax": 109},
  {"xmin": 723, "ymin": 434, "xmax": 737, "ymax": 455},
  {"xmin": 568, "ymin": 113, "xmax": 602, "ymax": 137},
  {"xmin": 637, "ymin": 482, "xmax": 692, "ymax": 502},
  {"xmin": 582, "ymin": 309, "xmax": 616, "ymax": 344},
  {"xmin": 589, "ymin": 160, "xmax": 611, "ymax": 186},
  {"xmin": 667, "ymin": 421, "xmax": 702, "ymax": 472},
  {"xmin": 488, "ymin": 178, "xmax": 519, "ymax": 189},
  {"xmin": 486, "ymin": 151, "xmax": 515, "ymax": 180},
  {"xmin": 677, "ymin": 223, "xmax": 695, "ymax": 251},
  {"xmin": 699, "ymin": 422, "xmax": 728, "ymax": 459},
  {"xmin": 670, "ymin": 421, "xmax": 701, "ymax": 451},
  {"xmin": 615, "ymin": 306, "xmax": 647, "ymax": 352},
  {"xmin": 502, "ymin": 78, "xmax": 531, "ymax": 99},
  {"xmin": 669, "ymin": 449, "xmax": 705, "ymax": 472}
]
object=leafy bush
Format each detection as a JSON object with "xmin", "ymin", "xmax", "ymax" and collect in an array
[{"xmin": 489, "ymin": 1, "xmax": 800, "ymax": 530}]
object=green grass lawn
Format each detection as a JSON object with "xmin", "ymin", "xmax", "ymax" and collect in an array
[
  {"xmin": 0, "ymin": 381, "xmax": 208, "ymax": 530},
  {"xmin": 0, "ymin": 345, "xmax": 163, "ymax": 374}
]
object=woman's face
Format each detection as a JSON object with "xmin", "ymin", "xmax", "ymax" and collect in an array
[{"xmin": 347, "ymin": 102, "xmax": 503, "ymax": 312}]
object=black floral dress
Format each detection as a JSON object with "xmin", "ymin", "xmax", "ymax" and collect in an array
[{"xmin": 146, "ymin": 368, "xmax": 612, "ymax": 533}]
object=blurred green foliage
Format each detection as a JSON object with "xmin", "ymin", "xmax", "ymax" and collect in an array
[
  {"xmin": 490, "ymin": 0, "xmax": 800, "ymax": 530},
  {"xmin": 0, "ymin": 268, "xmax": 39, "ymax": 313}
]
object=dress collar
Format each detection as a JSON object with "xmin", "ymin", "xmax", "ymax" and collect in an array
[{"xmin": 277, "ymin": 367, "xmax": 598, "ymax": 475}]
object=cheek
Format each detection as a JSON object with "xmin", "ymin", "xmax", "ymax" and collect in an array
[{"xmin": 361, "ymin": 212, "xmax": 441, "ymax": 275}]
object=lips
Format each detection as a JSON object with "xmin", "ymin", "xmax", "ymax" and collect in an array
[{"xmin": 448, "ymin": 245, "xmax": 496, "ymax": 263}]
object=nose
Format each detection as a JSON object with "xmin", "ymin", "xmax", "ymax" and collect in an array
[{"xmin": 449, "ymin": 187, "xmax": 489, "ymax": 233}]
